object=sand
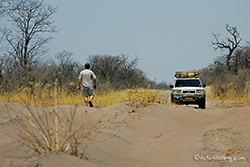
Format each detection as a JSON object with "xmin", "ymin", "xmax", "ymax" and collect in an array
[{"xmin": 0, "ymin": 100, "xmax": 250, "ymax": 167}]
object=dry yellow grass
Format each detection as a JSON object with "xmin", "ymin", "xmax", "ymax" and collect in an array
[
  {"xmin": 0, "ymin": 88, "xmax": 166, "ymax": 107},
  {"xmin": 1, "ymin": 83, "xmax": 250, "ymax": 108},
  {"xmin": 206, "ymin": 84, "xmax": 250, "ymax": 107}
]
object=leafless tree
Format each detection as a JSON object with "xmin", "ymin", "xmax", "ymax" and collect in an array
[
  {"xmin": 231, "ymin": 45, "xmax": 250, "ymax": 72},
  {"xmin": 88, "ymin": 54, "xmax": 149, "ymax": 90},
  {"xmin": 50, "ymin": 51, "xmax": 83, "ymax": 93},
  {"xmin": 211, "ymin": 24, "xmax": 242, "ymax": 72},
  {"xmin": 0, "ymin": 0, "xmax": 57, "ymax": 87}
]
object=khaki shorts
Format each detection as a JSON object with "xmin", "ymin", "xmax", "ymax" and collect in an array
[{"xmin": 82, "ymin": 89, "xmax": 95, "ymax": 98}]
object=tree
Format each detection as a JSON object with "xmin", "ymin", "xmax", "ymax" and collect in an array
[
  {"xmin": 0, "ymin": 0, "xmax": 57, "ymax": 86},
  {"xmin": 231, "ymin": 45, "xmax": 250, "ymax": 72},
  {"xmin": 88, "ymin": 54, "xmax": 149, "ymax": 90},
  {"xmin": 49, "ymin": 51, "xmax": 84, "ymax": 92},
  {"xmin": 211, "ymin": 24, "xmax": 242, "ymax": 72}
]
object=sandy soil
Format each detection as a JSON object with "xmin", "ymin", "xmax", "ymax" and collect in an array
[{"xmin": 0, "ymin": 100, "xmax": 250, "ymax": 167}]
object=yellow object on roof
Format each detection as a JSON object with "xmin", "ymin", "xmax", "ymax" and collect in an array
[
  {"xmin": 175, "ymin": 71, "xmax": 199, "ymax": 78},
  {"xmin": 188, "ymin": 73, "xmax": 194, "ymax": 77}
]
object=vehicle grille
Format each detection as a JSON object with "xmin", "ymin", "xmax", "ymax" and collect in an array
[{"xmin": 183, "ymin": 90, "xmax": 195, "ymax": 93}]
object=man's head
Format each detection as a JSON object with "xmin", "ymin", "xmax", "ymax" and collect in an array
[{"xmin": 85, "ymin": 63, "xmax": 90, "ymax": 69}]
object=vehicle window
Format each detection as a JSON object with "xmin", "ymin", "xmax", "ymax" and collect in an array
[{"xmin": 175, "ymin": 80, "xmax": 201, "ymax": 87}]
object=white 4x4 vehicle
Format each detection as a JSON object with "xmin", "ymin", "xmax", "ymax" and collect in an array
[{"xmin": 170, "ymin": 71, "xmax": 206, "ymax": 109}]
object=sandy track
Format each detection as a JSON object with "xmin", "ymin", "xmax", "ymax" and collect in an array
[{"xmin": 0, "ymin": 101, "xmax": 250, "ymax": 167}]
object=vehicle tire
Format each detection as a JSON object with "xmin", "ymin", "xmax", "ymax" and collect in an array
[
  {"xmin": 171, "ymin": 98, "xmax": 177, "ymax": 104},
  {"xmin": 171, "ymin": 95, "xmax": 174, "ymax": 103},
  {"xmin": 199, "ymin": 98, "xmax": 206, "ymax": 109}
]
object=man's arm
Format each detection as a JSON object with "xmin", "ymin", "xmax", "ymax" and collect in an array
[
  {"xmin": 93, "ymin": 78, "xmax": 97, "ymax": 89},
  {"xmin": 78, "ymin": 79, "xmax": 81, "ymax": 90}
]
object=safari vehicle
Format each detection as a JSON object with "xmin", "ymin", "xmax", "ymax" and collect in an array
[{"xmin": 170, "ymin": 71, "xmax": 206, "ymax": 109}]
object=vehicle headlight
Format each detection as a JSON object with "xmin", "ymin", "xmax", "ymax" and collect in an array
[
  {"xmin": 173, "ymin": 90, "xmax": 181, "ymax": 94},
  {"xmin": 196, "ymin": 90, "xmax": 205, "ymax": 94}
]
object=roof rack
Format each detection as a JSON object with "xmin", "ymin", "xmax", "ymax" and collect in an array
[{"xmin": 175, "ymin": 71, "xmax": 199, "ymax": 78}]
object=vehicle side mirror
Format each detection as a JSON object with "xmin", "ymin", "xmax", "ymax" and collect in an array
[
  {"xmin": 203, "ymin": 84, "xmax": 206, "ymax": 88},
  {"xmin": 170, "ymin": 85, "xmax": 173, "ymax": 88}
]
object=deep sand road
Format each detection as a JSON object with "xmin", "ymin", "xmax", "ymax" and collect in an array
[{"xmin": 0, "ymin": 101, "xmax": 250, "ymax": 167}]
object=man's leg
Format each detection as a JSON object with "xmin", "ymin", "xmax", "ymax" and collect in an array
[
  {"xmin": 84, "ymin": 97, "xmax": 89, "ymax": 106},
  {"xmin": 82, "ymin": 89, "xmax": 89, "ymax": 106},
  {"xmin": 87, "ymin": 90, "xmax": 95, "ymax": 107},
  {"xmin": 89, "ymin": 95, "xmax": 94, "ymax": 101},
  {"xmin": 88, "ymin": 95, "xmax": 93, "ymax": 107}
]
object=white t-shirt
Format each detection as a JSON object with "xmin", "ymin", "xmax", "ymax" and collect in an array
[{"xmin": 78, "ymin": 69, "xmax": 96, "ymax": 90}]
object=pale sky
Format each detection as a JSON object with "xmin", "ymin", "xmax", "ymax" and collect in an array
[{"xmin": 45, "ymin": 0, "xmax": 250, "ymax": 83}]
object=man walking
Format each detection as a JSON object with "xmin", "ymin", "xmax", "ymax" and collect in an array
[{"xmin": 78, "ymin": 63, "xmax": 97, "ymax": 107}]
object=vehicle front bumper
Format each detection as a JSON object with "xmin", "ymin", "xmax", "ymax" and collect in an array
[{"xmin": 171, "ymin": 94, "xmax": 205, "ymax": 104}]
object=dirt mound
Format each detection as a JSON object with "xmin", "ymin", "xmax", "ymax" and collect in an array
[{"xmin": 0, "ymin": 101, "xmax": 249, "ymax": 167}]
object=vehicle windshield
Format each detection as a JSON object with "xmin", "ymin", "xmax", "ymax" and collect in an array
[{"xmin": 175, "ymin": 79, "xmax": 201, "ymax": 87}]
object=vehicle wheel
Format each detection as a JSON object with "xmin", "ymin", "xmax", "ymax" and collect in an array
[
  {"xmin": 171, "ymin": 95, "xmax": 174, "ymax": 103},
  {"xmin": 171, "ymin": 97, "xmax": 178, "ymax": 104},
  {"xmin": 199, "ymin": 98, "xmax": 206, "ymax": 109}
]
